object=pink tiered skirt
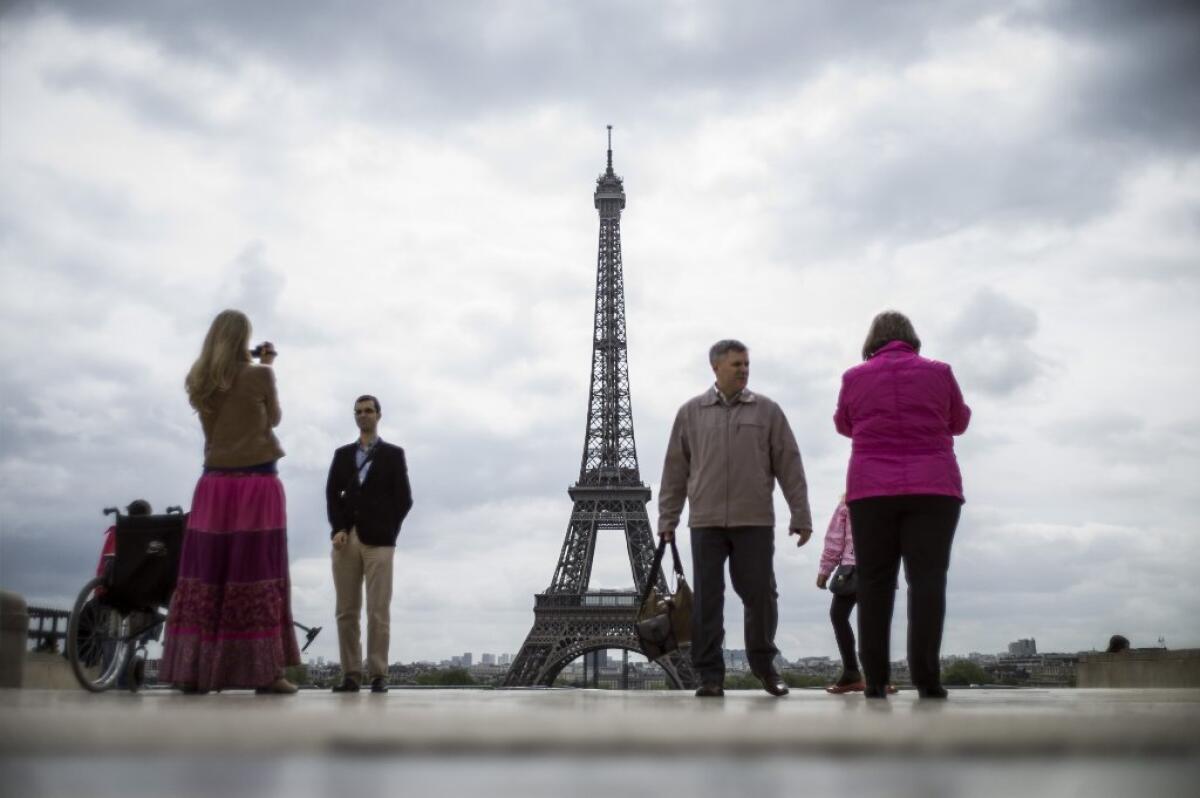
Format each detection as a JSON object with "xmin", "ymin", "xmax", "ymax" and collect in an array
[{"xmin": 160, "ymin": 472, "xmax": 300, "ymax": 689}]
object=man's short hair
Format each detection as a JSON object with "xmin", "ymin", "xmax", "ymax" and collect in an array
[
  {"xmin": 126, "ymin": 499, "xmax": 152, "ymax": 516},
  {"xmin": 355, "ymin": 394, "xmax": 381, "ymax": 414},
  {"xmin": 709, "ymin": 339, "xmax": 748, "ymax": 366}
]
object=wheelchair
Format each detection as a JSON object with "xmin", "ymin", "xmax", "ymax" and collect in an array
[
  {"xmin": 68, "ymin": 506, "xmax": 322, "ymax": 693},
  {"xmin": 67, "ymin": 506, "xmax": 185, "ymax": 692}
]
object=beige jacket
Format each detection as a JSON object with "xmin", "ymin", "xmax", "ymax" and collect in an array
[
  {"xmin": 201, "ymin": 363, "xmax": 285, "ymax": 468},
  {"xmin": 658, "ymin": 387, "xmax": 812, "ymax": 534}
]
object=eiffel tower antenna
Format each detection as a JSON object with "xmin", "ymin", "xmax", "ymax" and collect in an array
[{"xmin": 504, "ymin": 129, "xmax": 696, "ymax": 688}]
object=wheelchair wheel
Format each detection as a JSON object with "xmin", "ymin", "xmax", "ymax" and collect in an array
[{"xmin": 67, "ymin": 576, "xmax": 132, "ymax": 692}]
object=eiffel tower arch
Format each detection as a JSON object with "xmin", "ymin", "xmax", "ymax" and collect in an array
[{"xmin": 504, "ymin": 129, "xmax": 697, "ymax": 689}]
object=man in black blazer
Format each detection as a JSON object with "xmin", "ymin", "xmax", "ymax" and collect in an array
[{"xmin": 326, "ymin": 394, "xmax": 413, "ymax": 693}]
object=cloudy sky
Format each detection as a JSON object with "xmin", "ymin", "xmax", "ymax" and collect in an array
[{"xmin": 1, "ymin": 0, "xmax": 1197, "ymax": 669}]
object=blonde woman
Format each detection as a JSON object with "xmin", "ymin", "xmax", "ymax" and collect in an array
[{"xmin": 160, "ymin": 309, "xmax": 300, "ymax": 694}]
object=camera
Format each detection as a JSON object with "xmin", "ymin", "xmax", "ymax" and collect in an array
[{"xmin": 250, "ymin": 344, "xmax": 275, "ymax": 359}]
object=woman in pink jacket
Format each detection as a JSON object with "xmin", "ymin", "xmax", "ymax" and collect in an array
[
  {"xmin": 834, "ymin": 311, "xmax": 970, "ymax": 699},
  {"xmin": 817, "ymin": 496, "xmax": 865, "ymax": 693}
]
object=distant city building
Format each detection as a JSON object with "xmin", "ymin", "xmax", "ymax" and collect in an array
[
  {"xmin": 499, "ymin": 653, "xmax": 511, "ymax": 666},
  {"xmin": 1008, "ymin": 638, "xmax": 1037, "ymax": 657},
  {"xmin": 462, "ymin": 652, "xmax": 473, "ymax": 667},
  {"xmin": 796, "ymin": 656, "xmax": 833, "ymax": 668},
  {"xmin": 481, "ymin": 653, "xmax": 495, "ymax": 666}
]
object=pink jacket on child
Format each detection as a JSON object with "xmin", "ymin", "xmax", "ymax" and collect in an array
[{"xmin": 818, "ymin": 501, "xmax": 855, "ymax": 578}]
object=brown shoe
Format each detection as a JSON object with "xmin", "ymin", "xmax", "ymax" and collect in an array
[
  {"xmin": 825, "ymin": 680, "xmax": 866, "ymax": 694},
  {"xmin": 257, "ymin": 677, "xmax": 298, "ymax": 695},
  {"xmin": 331, "ymin": 677, "xmax": 361, "ymax": 693},
  {"xmin": 695, "ymin": 683, "xmax": 725, "ymax": 697}
]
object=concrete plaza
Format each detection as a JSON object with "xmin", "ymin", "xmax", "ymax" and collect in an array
[{"xmin": 2, "ymin": 687, "xmax": 1198, "ymax": 797}]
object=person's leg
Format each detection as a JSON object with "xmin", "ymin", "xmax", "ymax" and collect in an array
[
  {"xmin": 362, "ymin": 542, "xmax": 396, "ymax": 683},
  {"xmin": 830, "ymin": 593, "xmax": 860, "ymax": 676},
  {"xmin": 331, "ymin": 529, "xmax": 365, "ymax": 684},
  {"xmin": 689, "ymin": 527, "xmax": 732, "ymax": 686},
  {"xmin": 849, "ymin": 497, "xmax": 903, "ymax": 693},
  {"xmin": 899, "ymin": 496, "xmax": 961, "ymax": 693},
  {"xmin": 726, "ymin": 526, "xmax": 779, "ymax": 678}
]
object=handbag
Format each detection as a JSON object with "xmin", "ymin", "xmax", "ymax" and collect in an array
[
  {"xmin": 828, "ymin": 563, "xmax": 857, "ymax": 597},
  {"xmin": 635, "ymin": 537, "xmax": 693, "ymax": 660}
]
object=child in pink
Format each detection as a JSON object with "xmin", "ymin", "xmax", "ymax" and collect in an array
[{"xmin": 817, "ymin": 497, "xmax": 863, "ymax": 693}]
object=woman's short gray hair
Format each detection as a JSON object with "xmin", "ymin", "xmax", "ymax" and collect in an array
[
  {"xmin": 709, "ymin": 339, "xmax": 748, "ymax": 365},
  {"xmin": 862, "ymin": 311, "xmax": 921, "ymax": 360}
]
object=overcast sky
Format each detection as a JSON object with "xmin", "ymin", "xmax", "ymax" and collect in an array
[{"xmin": 2, "ymin": 0, "xmax": 1198, "ymax": 668}]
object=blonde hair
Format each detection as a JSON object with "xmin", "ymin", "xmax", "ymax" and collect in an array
[{"xmin": 185, "ymin": 309, "xmax": 251, "ymax": 414}]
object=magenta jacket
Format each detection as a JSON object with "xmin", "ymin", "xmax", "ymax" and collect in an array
[
  {"xmin": 834, "ymin": 341, "xmax": 970, "ymax": 502},
  {"xmin": 818, "ymin": 501, "xmax": 855, "ymax": 577}
]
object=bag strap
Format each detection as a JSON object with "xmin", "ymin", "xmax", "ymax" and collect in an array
[
  {"xmin": 352, "ymin": 444, "xmax": 382, "ymax": 487},
  {"xmin": 667, "ymin": 538, "xmax": 685, "ymax": 579},
  {"xmin": 639, "ymin": 537, "xmax": 685, "ymax": 609}
]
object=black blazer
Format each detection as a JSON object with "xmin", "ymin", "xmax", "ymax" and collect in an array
[{"xmin": 325, "ymin": 440, "xmax": 413, "ymax": 547}]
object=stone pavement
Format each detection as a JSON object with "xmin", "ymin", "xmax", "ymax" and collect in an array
[{"xmin": 2, "ymin": 687, "xmax": 1198, "ymax": 798}]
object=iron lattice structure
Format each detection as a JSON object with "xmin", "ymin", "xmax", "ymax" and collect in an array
[{"xmin": 505, "ymin": 131, "xmax": 697, "ymax": 689}]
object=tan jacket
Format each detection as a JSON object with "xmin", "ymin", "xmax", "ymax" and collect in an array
[
  {"xmin": 201, "ymin": 363, "xmax": 285, "ymax": 468},
  {"xmin": 658, "ymin": 387, "xmax": 811, "ymax": 533}
]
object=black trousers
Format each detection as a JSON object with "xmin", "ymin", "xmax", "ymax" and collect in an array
[
  {"xmin": 830, "ymin": 593, "xmax": 859, "ymax": 673},
  {"xmin": 689, "ymin": 526, "xmax": 778, "ymax": 683},
  {"xmin": 848, "ymin": 495, "xmax": 961, "ymax": 690}
]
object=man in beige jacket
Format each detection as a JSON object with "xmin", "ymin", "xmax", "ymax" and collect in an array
[{"xmin": 659, "ymin": 340, "xmax": 813, "ymax": 697}]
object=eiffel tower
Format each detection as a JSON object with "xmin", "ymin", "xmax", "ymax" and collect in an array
[{"xmin": 504, "ymin": 129, "xmax": 697, "ymax": 689}]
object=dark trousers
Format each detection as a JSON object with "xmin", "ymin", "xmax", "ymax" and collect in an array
[
  {"xmin": 848, "ymin": 495, "xmax": 961, "ymax": 690},
  {"xmin": 830, "ymin": 593, "xmax": 859, "ymax": 673},
  {"xmin": 689, "ymin": 526, "xmax": 778, "ymax": 684}
]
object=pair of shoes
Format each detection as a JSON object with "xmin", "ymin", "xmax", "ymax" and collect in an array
[
  {"xmin": 917, "ymin": 685, "xmax": 948, "ymax": 699},
  {"xmin": 331, "ymin": 677, "xmax": 361, "ymax": 693},
  {"xmin": 370, "ymin": 677, "xmax": 389, "ymax": 694},
  {"xmin": 825, "ymin": 680, "xmax": 866, "ymax": 694},
  {"xmin": 863, "ymin": 684, "xmax": 889, "ymax": 699},
  {"xmin": 757, "ymin": 673, "xmax": 790, "ymax": 697},
  {"xmin": 695, "ymin": 683, "xmax": 725, "ymax": 697},
  {"xmin": 257, "ymin": 677, "xmax": 298, "ymax": 695}
]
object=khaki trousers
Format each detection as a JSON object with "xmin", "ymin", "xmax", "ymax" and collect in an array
[{"xmin": 331, "ymin": 528, "xmax": 394, "ymax": 682}]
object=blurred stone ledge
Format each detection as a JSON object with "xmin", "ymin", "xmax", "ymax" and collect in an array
[
  {"xmin": 1, "ymin": 688, "xmax": 1197, "ymax": 758},
  {"xmin": 1078, "ymin": 649, "xmax": 1200, "ymax": 688}
]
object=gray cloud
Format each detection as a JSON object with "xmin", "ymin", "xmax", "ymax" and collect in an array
[
  {"xmin": 44, "ymin": 60, "xmax": 217, "ymax": 135},
  {"xmin": 944, "ymin": 288, "xmax": 1045, "ymax": 396},
  {"xmin": 1017, "ymin": 0, "xmax": 1200, "ymax": 152},
  {"xmin": 21, "ymin": 0, "xmax": 1194, "ymax": 251},
  {"xmin": 221, "ymin": 241, "xmax": 284, "ymax": 325},
  {"xmin": 27, "ymin": 1, "xmax": 991, "ymax": 111}
]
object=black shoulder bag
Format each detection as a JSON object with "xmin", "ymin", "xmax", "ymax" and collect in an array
[{"xmin": 828, "ymin": 563, "xmax": 857, "ymax": 597}]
